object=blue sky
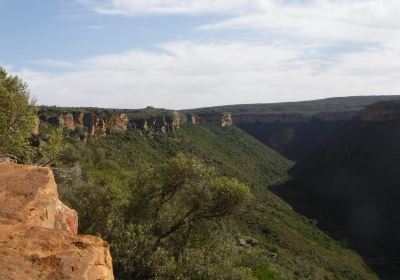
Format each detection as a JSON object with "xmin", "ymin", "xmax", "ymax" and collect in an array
[{"xmin": 1, "ymin": 0, "xmax": 400, "ymax": 109}]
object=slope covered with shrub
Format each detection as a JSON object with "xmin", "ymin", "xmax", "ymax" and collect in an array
[{"xmin": 53, "ymin": 123, "xmax": 377, "ymax": 280}]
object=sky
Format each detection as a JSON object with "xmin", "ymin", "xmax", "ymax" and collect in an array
[{"xmin": 1, "ymin": 0, "xmax": 400, "ymax": 109}]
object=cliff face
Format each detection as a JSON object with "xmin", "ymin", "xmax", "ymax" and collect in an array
[
  {"xmin": 108, "ymin": 113, "xmax": 129, "ymax": 132},
  {"xmin": 74, "ymin": 111, "xmax": 85, "ymax": 129},
  {"xmin": 0, "ymin": 163, "xmax": 114, "ymax": 280},
  {"xmin": 58, "ymin": 113, "xmax": 75, "ymax": 131},
  {"xmin": 89, "ymin": 116, "xmax": 107, "ymax": 138},
  {"xmin": 221, "ymin": 113, "xmax": 233, "ymax": 127},
  {"xmin": 40, "ymin": 112, "xmax": 130, "ymax": 139}
]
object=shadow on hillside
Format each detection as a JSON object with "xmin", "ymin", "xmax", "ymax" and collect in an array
[{"xmin": 270, "ymin": 165, "xmax": 400, "ymax": 280}]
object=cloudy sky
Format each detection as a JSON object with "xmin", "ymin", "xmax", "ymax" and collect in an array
[{"xmin": 1, "ymin": 0, "xmax": 400, "ymax": 109}]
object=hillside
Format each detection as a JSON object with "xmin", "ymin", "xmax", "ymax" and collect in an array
[
  {"xmin": 186, "ymin": 96, "xmax": 400, "ymax": 160},
  {"xmin": 40, "ymin": 96, "xmax": 400, "ymax": 161},
  {"xmin": 44, "ymin": 119, "xmax": 378, "ymax": 279},
  {"xmin": 187, "ymin": 96, "xmax": 400, "ymax": 116},
  {"xmin": 273, "ymin": 101, "xmax": 400, "ymax": 280}
]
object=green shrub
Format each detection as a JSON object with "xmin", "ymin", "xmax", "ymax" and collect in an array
[{"xmin": 0, "ymin": 67, "xmax": 36, "ymax": 161}]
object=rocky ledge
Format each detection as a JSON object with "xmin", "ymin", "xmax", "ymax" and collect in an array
[{"xmin": 0, "ymin": 163, "xmax": 114, "ymax": 280}]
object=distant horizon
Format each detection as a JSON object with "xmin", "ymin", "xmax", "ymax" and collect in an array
[{"xmin": 36, "ymin": 94, "xmax": 400, "ymax": 111}]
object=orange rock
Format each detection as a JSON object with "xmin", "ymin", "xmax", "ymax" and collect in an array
[
  {"xmin": 90, "ymin": 116, "xmax": 107, "ymax": 137},
  {"xmin": 0, "ymin": 163, "xmax": 114, "ymax": 279},
  {"xmin": 59, "ymin": 113, "xmax": 75, "ymax": 130},
  {"xmin": 0, "ymin": 164, "xmax": 58, "ymax": 228},
  {"xmin": 0, "ymin": 224, "xmax": 114, "ymax": 280},
  {"xmin": 55, "ymin": 199, "xmax": 78, "ymax": 234},
  {"xmin": 108, "ymin": 113, "xmax": 129, "ymax": 133}
]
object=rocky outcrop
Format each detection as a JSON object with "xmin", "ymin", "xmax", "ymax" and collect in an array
[
  {"xmin": 221, "ymin": 113, "xmax": 233, "ymax": 127},
  {"xmin": 58, "ymin": 113, "xmax": 75, "ymax": 131},
  {"xmin": 90, "ymin": 116, "xmax": 107, "ymax": 138},
  {"xmin": 0, "ymin": 224, "xmax": 113, "ymax": 280},
  {"xmin": 54, "ymin": 199, "xmax": 78, "ymax": 234},
  {"xmin": 191, "ymin": 114, "xmax": 204, "ymax": 125},
  {"xmin": 0, "ymin": 155, "xmax": 17, "ymax": 164},
  {"xmin": 0, "ymin": 163, "xmax": 114, "ymax": 279},
  {"xmin": 108, "ymin": 113, "xmax": 129, "ymax": 133},
  {"xmin": 40, "ymin": 111, "xmax": 130, "ymax": 139},
  {"xmin": 172, "ymin": 111, "xmax": 187, "ymax": 131},
  {"xmin": 73, "ymin": 112, "xmax": 85, "ymax": 129}
]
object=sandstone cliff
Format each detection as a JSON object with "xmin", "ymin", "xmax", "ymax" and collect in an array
[
  {"xmin": 108, "ymin": 113, "xmax": 129, "ymax": 133},
  {"xmin": 58, "ymin": 113, "xmax": 75, "ymax": 131},
  {"xmin": 0, "ymin": 163, "xmax": 114, "ymax": 280},
  {"xmin": 221, "ymin": 113, "xmax": 233, "ymax": 127},
  {"xmin": 40, "ymin": 111, "xmax": 129, "ymax": 139},
  {"xmin": 73, "ymin": 111, "xmax": 85, "ymax": 129}
]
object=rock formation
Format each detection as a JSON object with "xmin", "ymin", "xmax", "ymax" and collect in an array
[
  {"xmin": 172, "ymin": 111, "xmax": 187, "ymax": 131},
  {"xmin": 0, "ymin": 163, "xmax": 114, "ymax": 279},
  {"xmin": 0, "ymin": 155, "xmax": 17, "ymax": 164},
  {"xmin": 108, "ymin": 113, "xmax": 129, "ymax": 133},
  {"xmin": 42, "ymin": 112, "xmax": 130, "ymax": 138},
  {"xmin": 90, "ymin": 116, "xmax": 107, "ymax": 138},
  {"xmin": 73, "ymin": 111, "xmax": 85, "ymax": 129},
  {"xmin": 58, "ymin": 113, "xmax": 75, "ymax": 131},
  {"xmin": 32, "ymin": 115, "xmax": 40, "ymax": 135},
  {"xmin": 143, "ymin": 120, "xmax": 149, "ymax": 131},
  {"xmin": 191, "ymin": 114, "xmax": 203, "ymax": 125},
  {"xmin": 221, "ymin": 113, "xmax": 233, "ymax": 127},
  {"xmin": 161, "ymin": 116, "xmax": 168, "ymax": 134}
]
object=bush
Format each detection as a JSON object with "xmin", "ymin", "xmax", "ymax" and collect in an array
[
  {"xmin": 61, "ymin": 153, "xmax": 252, "ymax": 279},
  {"xmin": 0, "ymin": 67, "xmax": 36, "ymax": 161}
]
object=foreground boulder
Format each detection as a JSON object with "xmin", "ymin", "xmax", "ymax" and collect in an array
[{"xmin": 0, "ymin": 163, "xmax": 114, "ymax": 280}]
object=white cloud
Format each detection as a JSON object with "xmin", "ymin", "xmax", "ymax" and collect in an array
[
  {"xmin": 78, "ymin": 0, "xmax": 262, "ymax": 15},
  {"xmin": 14, "ymin": 41, "xmax": 400, "ymax": 109},
  {"xmin": 78, "ymin": 0, "xmax": 400, "ymax": 46},
  {"xmin": 201, "ymin": 0, "xmax": 400, "ymax": 45}
]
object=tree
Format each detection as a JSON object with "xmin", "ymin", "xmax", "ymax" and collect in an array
[
  {"xmin": 0, "ymin": 67, "xmax": 36, "ymax": 161},
  {"xmin": 36, "ymin": 128, "xmax": 65, "ymax": 166},
  {"xmin": 60, "ymin": 153, "xmax": 253, "ymax": 278}
]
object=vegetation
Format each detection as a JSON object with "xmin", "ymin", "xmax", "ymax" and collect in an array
[
  {"xmin": 0, "ymin": 68, "xmax": 64, "ymax": 165},
  {"xmin": 0, "ymin": 69, "xmax": 380, "ymax": 278},
  {"xmin": 186, "ymin": 95, "xmax": 400, "ymax": 116},
  {"xmin": 54, "ymin": 123, "xmax": 377, "ymax": 279},
  {"xmin": 0, "ymin": 67, "xmax": 36, "ymax": 161}
]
